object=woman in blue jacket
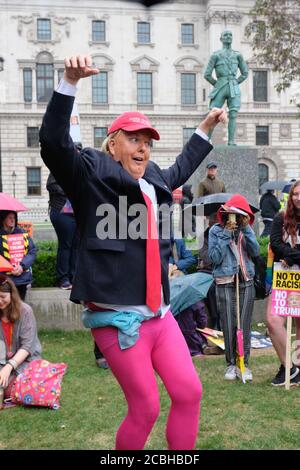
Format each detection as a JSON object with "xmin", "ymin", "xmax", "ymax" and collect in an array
[
  {"xmin": 0, "ymin": 211, "xmax": 36, "ymax": 300},
  {"xmin": 208, "ymin": 194, "xmax": 259, "ymax": 382}
]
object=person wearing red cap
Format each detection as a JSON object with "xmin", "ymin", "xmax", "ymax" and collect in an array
[
  {"xmin": 40, "ymin": 54, "xmax": 226, "ymax": 450},
  {"xmin": 208, "ymin": 194, "xmax": 260, "ymax": 381}
]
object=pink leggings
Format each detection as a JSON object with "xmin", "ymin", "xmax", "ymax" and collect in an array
[{"xmin": 92, "ymin": 310, "xmax": 202, "ymax": 450}]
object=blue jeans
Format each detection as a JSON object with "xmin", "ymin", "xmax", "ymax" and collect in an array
[{"xmin": 50, "ymin": 208, "xmax": 78, "ymax": 285}]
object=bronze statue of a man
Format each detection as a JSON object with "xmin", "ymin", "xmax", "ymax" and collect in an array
[{"xmin": 204, "ymin": 29, "xmax": 248, "ymax": 146}]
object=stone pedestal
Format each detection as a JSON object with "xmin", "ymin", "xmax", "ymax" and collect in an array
[{"xmin": 189, "ymin": 145, "xmax": 260, "ymax": 210}]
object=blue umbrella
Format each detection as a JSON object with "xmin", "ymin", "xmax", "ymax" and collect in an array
[{"xmin": 170, "ymin": 272, "xmax": 213, "ymax": 316}]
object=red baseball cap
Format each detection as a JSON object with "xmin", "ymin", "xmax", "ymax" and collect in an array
[{"xmin": 108, "ymin": 111, "xmax": 160, "ymax": 140}]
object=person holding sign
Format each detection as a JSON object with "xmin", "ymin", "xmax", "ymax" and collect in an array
[
  {"xmin": 267, "ymin": 180, "xmax": 300, "ymax": 386},
  {"xmin": 0, "ymin": 211, "xmax": 36, "ymax": 300},
  {"xmin": 208, "ymin": 194, "xmax": 259, "ymax": 381}
]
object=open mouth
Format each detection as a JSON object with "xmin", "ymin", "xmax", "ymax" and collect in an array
[{"xmin": 132, "ymin": 156, "xmax": 143, "ymax": 164}]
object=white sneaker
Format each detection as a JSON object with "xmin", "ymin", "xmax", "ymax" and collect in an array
[
  {"xmin": 224, "ymin": 365, "xmax": 237, "ymax": 380},
  {"xmin": 236, "ymin": 367, "xmax": 253, "ymax": 382}
]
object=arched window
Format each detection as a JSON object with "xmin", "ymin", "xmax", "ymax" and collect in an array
[
  {"xmin": 258, "ymin": 163, "xmax": 269, "ymax": 188},
  {"xmin": 36, "ymin": 52, "xmax": 54, "ymax": 103}
]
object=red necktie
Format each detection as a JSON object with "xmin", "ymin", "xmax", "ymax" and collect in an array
[{"xmin": 142, "ymin": 192, "xmax": 161, "ymax": 314}]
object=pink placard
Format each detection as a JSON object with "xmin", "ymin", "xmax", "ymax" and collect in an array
[
  {"xmin": 6, "ymin": 233, "xmax": 25, "ymax": 266},
  {"xmin": 271, "ymin": 262, "xmax": 300, "ymax": 317}
]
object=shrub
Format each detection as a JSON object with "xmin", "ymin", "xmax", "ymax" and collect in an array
[
  {"xmin": 32, "ymin": 240, "xmax": 58, "ymax": 287},
  {"xmin": 257, "ymin": 236, "xmax": 269, "ymax": 262}
]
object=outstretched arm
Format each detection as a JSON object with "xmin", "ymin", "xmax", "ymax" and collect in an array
[
  {"xmin": 161, "ymin": 108, "xmax": 227, "ymax": 189},
  {"xmin": 39, "ymin": 55, "xmax": 100, "ymax": 201}
]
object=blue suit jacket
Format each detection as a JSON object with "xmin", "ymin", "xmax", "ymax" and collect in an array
[
  {"xmin": 169, "ymin": 239, "xmax": 196, "ymax": 273},
  {"xmin": 40, "ymin": 92, "xmax": 213, "ymax": 304}
]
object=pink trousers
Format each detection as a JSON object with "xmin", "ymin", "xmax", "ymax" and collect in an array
[{"xmin": 92, "ymin": 310, "xmax": 202, "ymax": 450}]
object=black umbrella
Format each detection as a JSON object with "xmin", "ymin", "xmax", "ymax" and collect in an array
[
  {"xmin": 184, "ymin": 193, "xmax": 259, "ymax": 216},
  {"xmin": 126, "ymin": 0, "xmax": 169, "ymax": 6},
  {"xmin": 260, "ymin": 180, "xmax": 288, "ymax": 193}
]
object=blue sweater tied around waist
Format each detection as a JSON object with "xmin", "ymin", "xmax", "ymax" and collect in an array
[{"xmin": 81, "ymin": 308, "xmax": 160, "ymax": 350}]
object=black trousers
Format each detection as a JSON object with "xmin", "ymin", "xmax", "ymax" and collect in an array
[
  {"xmin": 16, "ymin": 284, "xmax": 27, "ymax": 301},
  {"xmin": 94, "ymin": 341, "xmax": 104, "ymax": 360}
]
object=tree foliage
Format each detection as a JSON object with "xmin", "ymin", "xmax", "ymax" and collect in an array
[{"xmin": 245, "ymin": 0, "xmax": 300, "ymax": 96}]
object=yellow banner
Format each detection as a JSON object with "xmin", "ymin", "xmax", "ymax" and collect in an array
[{"xmin": 272, "ymin": 269, "xmax": 300, "ymax": 291}]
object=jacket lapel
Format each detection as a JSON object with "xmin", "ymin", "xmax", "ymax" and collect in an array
[{"xmin": 143, "ymin": 164, "xmax": 173, "ymax": 204}]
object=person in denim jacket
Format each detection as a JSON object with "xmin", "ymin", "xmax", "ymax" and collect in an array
[{"xmin": 208, "ymin": 194, "xmax": 259, "ymax": 381}]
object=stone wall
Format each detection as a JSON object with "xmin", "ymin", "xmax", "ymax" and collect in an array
[
  {"xmin": 27, "ymin": 287, "xmax": 266, "ymax": 331},
  {"xmin": 189, "ymin": 145, "xmax": 259, "ymax": 206},
  {"xmin": 27, "ymin": 287, "xmax": 84, "ymax": 331}
]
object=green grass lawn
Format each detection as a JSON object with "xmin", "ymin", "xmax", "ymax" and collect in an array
[{"xmin": 1, "ymin": 330, "xmax": 299, "ymax": 450}]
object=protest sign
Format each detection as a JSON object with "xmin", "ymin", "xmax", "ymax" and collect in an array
[{"xmin": 272, "ymin": 262, "xmax": 300, "ymax": 389}]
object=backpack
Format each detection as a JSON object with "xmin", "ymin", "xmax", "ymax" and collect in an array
[{"xmin": 252, "ymin": 255, "xmax": 270, "ymax": 300}]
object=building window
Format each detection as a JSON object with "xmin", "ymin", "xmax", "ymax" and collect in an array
[
  {"xmin": 256, "ymin": 125, "xmax": 269, "ymax": 146},
  {"xmin": 37, "ymin": 19, "xmax": 51, "ymax": 41},
  {"xmin": 183, "ymin": 128, "xmax": 196, "ymax": 145},
  {"xmin": 258, "ymin": 163, "xmax": 269, "ymax": 188},
  {"xmin": 181, "ymin": 73, "xmax": 196, "ymax": 105},
  {"xmin": 252, "ymin": 21, "xmax": 266, "ymax": 42},
  {"xmin": 181, "ymin": 24, "xmax": 194, "ymax": 45},
  {"xmin": 94, "ymin": 127, "xmax": 107, "ymax": 148},
  {"xmin": 137, "ymin": 22, "xmax": 150, "ymax": 43},
  {"xmin": 27, "ymin": 167, "xmax": 41, "ymax": 196},
  {"xmin": 92, "ymin": 20, "xmax": 106, "ymax": 42},
  {"xmin": 137, "ymin": 72, "xmax": 152, "ymax": 105},
  {"xmin": 23, "ymin": 68, "xmax": 32, "ymax": 102},
  {"xmin": 92, "ymin": 72, "xmax": 108, "ymax": 104},
  {"xmin": 36, "ymin": 63, "xmax": 54, "ymax": 102},
  {"xmin": 57, "ymin": 68, "xmax": 64, "ymax": 83},
  {"xmin": 253, "ymin": 70, "xmax": 268, "ymax": 102},
  {"xmin": 27, "ymin": 127, "xmax": 39, "ymax": 148}
]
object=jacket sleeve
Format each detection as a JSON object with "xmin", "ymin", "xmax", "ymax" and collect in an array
[
  {"xmin": 237, "ymin": 53, "xmax": 249, "ymax": 84},
  {"xmin": 208, "ymin": 225, "xmax": 233, "ymax": 265},
  {"xmin": 160, "ymin": 133, "xmax": 213, "ymax": 191},
  {"xmin": 241, "ymin": 225, "xmax": 260, "ymax": 257},
  {"xmin": 204, "ymin": 54, "xmax": 217, "ymax": 86},
  {"xmin": 20, "ymin": 236, "xmax": 37, "ymax": 270},
  {"xmin": 270, "ymin": 213, "xmax": 300, "ymax": 266},
  {"xmin": 198, "ymin": 182, "xmax": 205, "ymax": 197},
  {"xmin": 18, "ymin": 305, "xmax": 38, "ymax": 355},
  {"xmin": 272, "ymin": 197, "xmax": 281, "ymax": 213},
  {"xmin": 175, "ymin": 240, "xmax": 196, "ymax": 271},
  {"xmin": 39, "ymin": 92, "xmax": 91, "ymax": 203}
]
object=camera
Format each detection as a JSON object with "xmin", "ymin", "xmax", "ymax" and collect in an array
[{"xmin": 221, "ymin": 211, "xmax": 242, "ymax": 226}]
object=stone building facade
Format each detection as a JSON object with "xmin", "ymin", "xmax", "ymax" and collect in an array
[{"xmin": 0, "ymin": 0, "xmax": 299, "ymax": 220}]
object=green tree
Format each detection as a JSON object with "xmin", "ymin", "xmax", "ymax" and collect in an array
[{"xmin": 245, "ymin": 0, "xmax": 300, "ymax": 98}]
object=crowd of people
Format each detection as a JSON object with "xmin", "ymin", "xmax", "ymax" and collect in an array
[{"xmin": 0, "ymin": 53, "xmax": 299, "ymax": 450}]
